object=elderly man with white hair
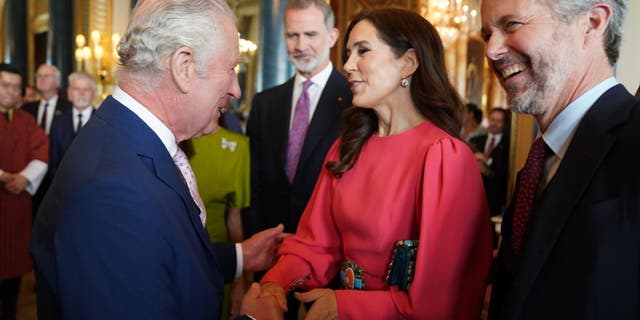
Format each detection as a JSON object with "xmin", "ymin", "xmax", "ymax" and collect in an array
[{"xmin": 31, "ymin": 1, "xmax": 285, "ymax": 319}]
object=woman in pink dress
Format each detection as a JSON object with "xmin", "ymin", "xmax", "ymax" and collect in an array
[{"xmin": 259, "ymin": 8, "xmax": 492, "ymax": 319}]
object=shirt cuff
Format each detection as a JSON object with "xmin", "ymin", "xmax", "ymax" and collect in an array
[
  {"xmin": 20, "ymin": 160, "xmax": 48, "ymax": 195},
  {"xmin": 235, "ymin": 243, "xmax": 243, "ymax": 281}
]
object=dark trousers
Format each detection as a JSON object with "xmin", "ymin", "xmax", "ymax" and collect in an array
[{"xmin": 0, "ymin": 277, "xmax": 21, "ymax": 320}]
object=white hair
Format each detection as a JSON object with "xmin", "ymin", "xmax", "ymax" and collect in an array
[
  {"xmin": 68, "ymin": 72, "xmax": 97, "ymax": 91},
  {"xmin": 116, "ymin": 0, "xmax": 235, "ymax": 88},
  {"xmin": 543, "ymin": 0, "xmax": 627, "ymax": 65}
]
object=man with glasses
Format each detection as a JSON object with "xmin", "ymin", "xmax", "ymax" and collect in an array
[{"xmin": 21, "ymin": 64, "xmax": 71, "ymax": 218}]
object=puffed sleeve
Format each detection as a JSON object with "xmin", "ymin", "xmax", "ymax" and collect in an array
[
  {"xmin": 335, "ymin": 138, "xmax": 492, "ymax": 319},
  {"xmin": 261, "ymin": 142, "xmax": 343, "ymax": 290}
]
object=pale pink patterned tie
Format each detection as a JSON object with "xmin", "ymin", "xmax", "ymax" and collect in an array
[
  {"xmin": 512, "ymin": 137, "xmax": 552, "ymax": 254},
  {"xmin": 285, "ymin": 80, "xmax": 312, "ymax": 183},
  {"xmin": 172, "ymin": 147, "xmax": 206, "ymax": 226}
]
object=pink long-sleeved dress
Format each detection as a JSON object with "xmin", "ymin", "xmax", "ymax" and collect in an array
[{"xmin": 262, "ymin": 120, "xmax": 492, "ymax": 319}]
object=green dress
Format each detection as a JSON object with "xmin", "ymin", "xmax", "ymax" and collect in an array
[{"xmin": 190, "ymin": 127, "xmax": 250, "ymax": 243}]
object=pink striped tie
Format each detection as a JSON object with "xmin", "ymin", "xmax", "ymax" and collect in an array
[
  {"xmin": 173, "ymin": 147, "xmax": 206, "ymax": 226},
  {"xmin": 285, "ymin": 80, "xmax": 312, "ymax": 183}
]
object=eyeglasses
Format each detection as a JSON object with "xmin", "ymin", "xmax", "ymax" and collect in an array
[
  {"xmin": 0, "ymin": 81, "xmax": 21, "ymax": 92},
  {"xmin": 36, "ymin": 73, "xmax": 55, "ymax": 79}
]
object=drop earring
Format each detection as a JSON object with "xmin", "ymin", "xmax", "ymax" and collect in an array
[{"xmin": 401, "ymin": 78, "xmax": 409, "ymax": 88}]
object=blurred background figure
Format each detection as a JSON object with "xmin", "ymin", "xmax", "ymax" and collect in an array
[
  {"xmin": 21, "ymin": 64, "xmax": 71, "ymax": 220},
  {"xmin": 470, "ymin": 107, "xmax": 510, "ymax": 218},
  {"xmin": 21, "ymin": 85, "xmax": 38, "ymax": 106},
  {"xmin": 0, "ymin": 63, "xmax": 48, "ymax": 320},
  {"xmin": 48, "ymin": 72, "xmax": 96, "ymax": 180},
  {"xmin": 461, "ymin": 102, "xmax": 487, "ymax": 142}
]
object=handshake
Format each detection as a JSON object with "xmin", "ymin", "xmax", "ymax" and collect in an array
[
  {"xmin": 240, "ymin": 282, "xmax": 337, "ymax": 320},
  {"xmin": 235, "ymin": 225, "xmax": 337, "ymax": 320}
]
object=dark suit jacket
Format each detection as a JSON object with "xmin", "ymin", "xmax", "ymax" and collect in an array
[
  {"xmin": 246, "ymin": 68, "xmax": 352, "ymax": 234},
  {"xmin": 30, "ymin": 97, "xmax": 238, "ymax": 319},
  {"xmin": 22, "ymin": 97, "xmax": 72, "ymax": 213},
  {"xmin": 47, "ymin": 108, "xmax": 93, "ymax": 180},
  {"xmin": 489, "ymin": 84, "xmax": 640, "ymax": 320},
  {"xmin": 21, "ymin": 97, "xmax": 72, "ymax": 130},
  {"xmin": 470, "ymin": 133, "xmax": 510, "ymax": 216}
]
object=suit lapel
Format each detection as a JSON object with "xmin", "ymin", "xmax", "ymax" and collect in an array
[
  {"xmin": 97, "ymin": 97, "xmax": 217, "ymax": 259},
  {"xmin": 512, "ymin": 85, "xmax": 636, "ymax": 317},
  {"xmin": 298, "ymin": 69, "xmax": 348, "ymax": 167},
  {"xmin": 274, "ymin": 79, "xmax": 295, "ymax": 170}
]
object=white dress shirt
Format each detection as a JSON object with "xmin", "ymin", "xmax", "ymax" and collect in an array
[{"xmin": 540, "ymin": 77, "xmax": 618, "ymax": 187}]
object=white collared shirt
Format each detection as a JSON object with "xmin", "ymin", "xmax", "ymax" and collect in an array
[
  {"xmin": 289, "ymin": 62, "xmax": 334, "ymax": 129},
  {"xmin": 72, "ymin": 107, "xmax": 94, "ymax": 132},
  {"xmin": 540, "ymin": 77, "xmax": 618, "ymax": 187},
  {"xmin": 111, "ymin": 86, "xmax": 243, "ymax": 280}
]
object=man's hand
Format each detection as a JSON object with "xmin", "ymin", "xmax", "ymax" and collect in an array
[
  {"xmin": 241, "ymin": 224, "xmax": 289, "ymax": 271},
  {"xmin": 258, "ymin": 282, "xmax": 287, "ymax": 312},
  {"xmin": 0, "ymin": 172, "xmax": 13, "ymax": 184},
  {"xmin": 295, "ymin": 289, "xmax": 337, "ymax": 320},
  {"xmin": 5, "ymin": 173, "xmax": 28, "ymax": 195},
  {"xmin": 240, "ymin": 283, "xmax": 284, "ymax": 320}
]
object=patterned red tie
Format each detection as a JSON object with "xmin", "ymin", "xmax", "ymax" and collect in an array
[
  {"xmin": 285, "ymin": 80, "xmax": 312, "ymax": 183},
  {"xmin": 512, "ymin": 137, "xmax": 552, "ymax": 255}
]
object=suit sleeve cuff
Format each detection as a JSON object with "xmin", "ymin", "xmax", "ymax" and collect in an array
[{"xmin": 235, "ymin": 243, "xmax": 243, "ymax": 281}]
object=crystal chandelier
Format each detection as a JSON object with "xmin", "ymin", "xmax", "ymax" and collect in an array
[{"xmin": 423, "ymin": 0, "xmax": 478, "ymax": 48}]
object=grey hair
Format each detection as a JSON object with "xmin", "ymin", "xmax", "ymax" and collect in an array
[
  {"xmin": 116, "ymin": 0, "xmax": 235, "ymax": 88},
  {"xmin": 286, "ymin": 0, "xmax": 335, "ymax": 30},
  {"xmin": 68, "ymin": 72, "xmax": 97, "ymax": 91},
  {"xmin": 37, "ymin": 64, "xmax": 62, "ymax": 86},
  {"xmin": 543, "ymin": 0, "xmax": 627, "ymax": 65}
]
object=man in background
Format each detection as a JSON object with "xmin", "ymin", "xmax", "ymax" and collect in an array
[
  {"xmin": 246, "ymin": 0, "xmax": 351, "ymax": 237},
  {"xmin": 21, "ymin": 64, "xmax": 71, "ymax": 217},
  {"xmin": 22, "ymin": 64, "xmax": 71, "ymax": 134},
  {"xmin": 48, "ymin": 72, "xmax": 96, "ymax": 179},
  {"xmin": 462, "ymin": 102, "xmax": 487, "ymax": 142},
  {"xmin": 0, "ymin": 63, "xmax": 48, "ymax": 320},
  {"xmin": 482, "ymin": 0, "xmax": 640, "ymax": 318},
  {"xmin": 31, "ymin": 1, "xmax": 284, "ymax": 319},
  {"xmin": 470, "ymin": 107, "xmax": 510, "ymax": 217}
]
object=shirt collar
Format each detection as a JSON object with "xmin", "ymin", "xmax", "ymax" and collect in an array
[
  {"xmin": 43, "ymin": 95, "xmax": 58, "ymax": 107},
  {"xmin": 112, "ymin": 86, "xmax": 178, "ymax": 156},
  {"xmin": 295, "ymin": 62, "xmax": 333, "ymax": 89},
  {"xmin": 543, "ymin": 77, "xmax": 618, "ymax": 159},
  {"xmin": 73, "ymin": 106, "xmax": 93, "ymax": 118}
]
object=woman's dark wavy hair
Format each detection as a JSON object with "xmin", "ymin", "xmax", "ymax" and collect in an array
[{"xmin": 326, "ymin": 8, "xmax": 464, "ymax": 177}]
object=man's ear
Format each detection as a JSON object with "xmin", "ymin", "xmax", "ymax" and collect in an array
[
  {"xmin": 170, "ymin": 46, "xmax": 196, "ymax": 93},
  {"xmin": 584, "ymin": 3, "xmax": 612, "ymax": 44},
  {"xmin": 328, "ymin": 27, "xmax": 339, "ymax": 48},
  {"xmin": 401, "ymin": 48, "xmax": 419, "ymax": 78}
]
